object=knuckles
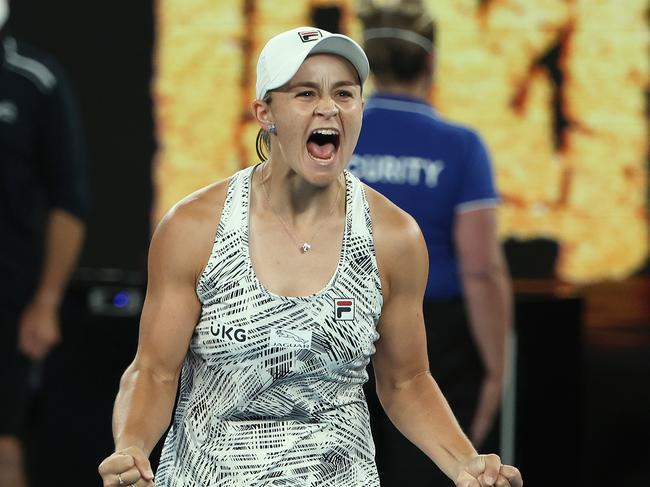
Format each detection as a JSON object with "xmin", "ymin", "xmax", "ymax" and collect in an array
[{"xmin": 484, "ymin": 453, "xmax": 501, "ymax": 464}]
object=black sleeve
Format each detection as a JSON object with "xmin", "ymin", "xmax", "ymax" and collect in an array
[{"xmin": 37, "ymin": 59, "xmax": 89, "ymax": 221}]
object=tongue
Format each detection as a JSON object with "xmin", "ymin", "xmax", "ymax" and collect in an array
[{"xmin": 307, "ymin": 141, "xmax": 336, "ymax": 160}]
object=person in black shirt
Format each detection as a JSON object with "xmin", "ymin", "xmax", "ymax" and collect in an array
[{"xmin": 0, "ymin": 2, "xmax": 88, "ymax": 486}]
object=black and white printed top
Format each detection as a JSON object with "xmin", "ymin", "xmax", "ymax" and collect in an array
[{"xmin": 155, "ymin": 165, "xmax": 383, "ymax": 486}]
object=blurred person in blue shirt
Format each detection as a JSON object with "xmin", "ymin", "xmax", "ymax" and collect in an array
[{"xmin": 351, "ymin": 1, "xmax": 513, "ymax": 484}]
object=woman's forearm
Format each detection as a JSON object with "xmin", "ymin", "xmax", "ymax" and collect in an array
[
  {"xmin": 112, "ymin": 363, "xmax": 179, "ymax": 456},
  {"xmin": 377, "ymin": 371, "xmax": 477, "ymax": 481}
]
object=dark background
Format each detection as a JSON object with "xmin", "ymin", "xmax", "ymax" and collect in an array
[
  {"xmin": 9, "ymin": 0, "xmax": 155, "ymax": 273},
  {"xmin": 8, "ymin": 3, "xmax": 156, "ymax": 483}
]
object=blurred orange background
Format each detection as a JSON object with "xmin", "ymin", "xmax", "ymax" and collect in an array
[{"xmin": 152, "ymin": 0, "xmax": 649, "ymax": 285}]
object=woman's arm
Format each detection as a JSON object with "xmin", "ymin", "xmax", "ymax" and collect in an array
[
  {"xmin": 369, "ymin": 189, "xmax": 521, "ymax": 486},
  {"xmin": 112, "ymin": 207, "xmax": 204, "ymax": 454},
  {"xmin": 372, "ymin": 204, "xmax": 477, "ymax": 480},
  {"xmin": 99, "ymin": 184, "xmax": 225, "ymax": 487}
]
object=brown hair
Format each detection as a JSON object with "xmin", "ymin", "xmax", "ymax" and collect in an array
[{"xmin": 358, "ymin": 0, "xmax": 436, "ymax": 84}]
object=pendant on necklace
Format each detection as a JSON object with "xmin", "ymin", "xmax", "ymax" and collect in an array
[{"xmin": 301, "ymin": 242, "xmax": 311, "ymax": 253}]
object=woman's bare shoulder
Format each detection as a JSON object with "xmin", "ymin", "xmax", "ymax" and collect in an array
[
  {"xmin": 363, "ymin": 184, "xmax": 429, "ymax": 296},
  {"xmin": 158, "ymin": 177, "xmax": 231, "ymax": 234},
  {"xmin": 363, "ymin": 184, "xmax": 423, "ymax": 246},
  {"xmin": 149, "ymin": 177, "xmax": 233, "ymax": 279}
]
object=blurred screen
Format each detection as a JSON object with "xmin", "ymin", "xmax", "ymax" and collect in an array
[{"xmin": 152, "ymin": 0, "xmax": 648, "ymax": 284}]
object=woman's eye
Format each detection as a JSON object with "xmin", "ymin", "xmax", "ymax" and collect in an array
[
  {"xmin": 297, "ymin": 90, "xmax": 315, "ymax": 97},
  {"xmin": 337, "ymin": 90, "xmax": 353, "ymax": 98}
]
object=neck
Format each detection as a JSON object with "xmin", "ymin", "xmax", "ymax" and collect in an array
[
  {"xmin": 374, "ymin": 75, "xmax": 431, "ymax": 101},
  {"xmin": 257, "ymin": 161, "xmax": 343, "ymax": 222}
]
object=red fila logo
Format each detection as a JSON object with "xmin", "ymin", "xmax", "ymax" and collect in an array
[
  {"xmin": 334, "ymin": 298, "xmax": 355, "ymax": 320},
  {"xmin": 299, "ymin": 30, "xmax": 322, "ymax": 43}
]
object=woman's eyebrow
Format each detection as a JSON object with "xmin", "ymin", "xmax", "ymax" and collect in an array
[
  {"xmin": 282, "ymin": 81, "xmax": 320, "ymax": 91},
  {"xmin": 282, "ymin": 80, "xmax": 360, "ymax": 91},
  {"xmin": 331, "ymin": 80, "xmax": 359, "ymax": 89}
]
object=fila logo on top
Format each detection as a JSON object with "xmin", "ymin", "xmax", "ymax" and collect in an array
[
  {"xmin": 299, "ymin": 30, "xmax": 322, "ymax": 43},
  {"xmin": 334, "ymin": 298, "xmax": 355, "ymax": 321}
]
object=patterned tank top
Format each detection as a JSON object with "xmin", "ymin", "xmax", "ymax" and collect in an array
[{"xmin": 155, "ymin": 165, "xmax": 383, "ymax": 486}]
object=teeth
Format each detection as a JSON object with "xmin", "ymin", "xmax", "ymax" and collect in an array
[{"xmin": 312, "ymin": 129, "xmax": 339, "ymax": 136}]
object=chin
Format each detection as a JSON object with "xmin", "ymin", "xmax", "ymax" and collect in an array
[{"xmin": 302, "ymin": 152, "xmax": 347, "ymax": 186}]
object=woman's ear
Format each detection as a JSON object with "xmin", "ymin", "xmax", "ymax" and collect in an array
[{"xmin": 252, "ymin": 99, "xmax": 274, "ymax": 129}]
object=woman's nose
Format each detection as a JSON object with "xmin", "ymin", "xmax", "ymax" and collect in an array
[{"xmin": 315, "ymin": 97, "xmax": 339, "ymax": 118}]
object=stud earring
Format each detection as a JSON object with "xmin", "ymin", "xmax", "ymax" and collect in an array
[{"xmin": 268, "ymin": 123, "xmax": 277, "ymax": 135}]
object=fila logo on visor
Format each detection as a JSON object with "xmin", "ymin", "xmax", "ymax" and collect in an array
[
  {"xmin": 299, "ymin": 30, "xmax": 322, "ymax": 43},
  {"xmin": 334, "ymin": 298, "xmax": 355, "ymax": 321}
]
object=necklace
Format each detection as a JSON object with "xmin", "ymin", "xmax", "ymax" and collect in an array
[{"xmin": 260, "ymin": 163, "xmax": 342, "ymax": 254}]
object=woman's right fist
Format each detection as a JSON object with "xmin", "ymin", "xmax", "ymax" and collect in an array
[{"xmin": 98, "ymin": 446, "xmax": 155, "ymax": 487}]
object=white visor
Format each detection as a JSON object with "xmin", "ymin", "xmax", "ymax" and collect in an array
[{"xmin": 255, "ymin": 26, "xmax": 369, "ymax": 100}]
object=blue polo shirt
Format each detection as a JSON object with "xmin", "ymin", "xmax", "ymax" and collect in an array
[{"xmin": 350, "ymin": 92, "xmax": 498, "ymax": 300}]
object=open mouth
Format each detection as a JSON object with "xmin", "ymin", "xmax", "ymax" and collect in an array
[{"xmin": 306, "ymin": 128, "xmax": 340, "ymax": 161}]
